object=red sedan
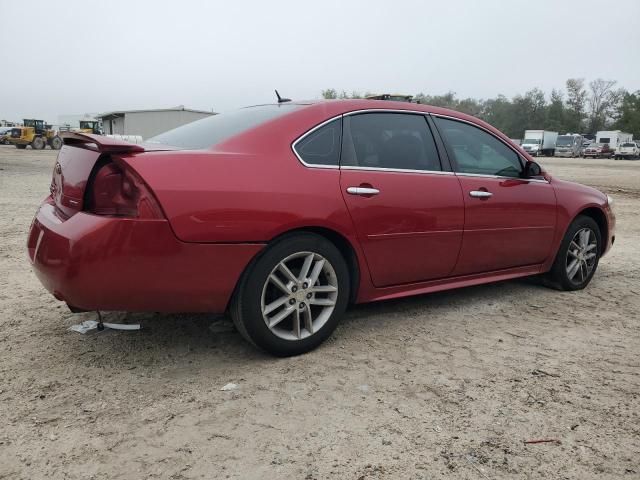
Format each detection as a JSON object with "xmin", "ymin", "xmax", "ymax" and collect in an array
[{"xmin": 28, "ymin": 100, "xmax": 616, "ymax": 356}]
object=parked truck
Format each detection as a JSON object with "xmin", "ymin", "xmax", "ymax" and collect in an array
[
  {"xmin": 595, "ymin": 130, "xmax": 633, "ymax": 153},
  {"xmin": 554, "ymin": 133, "xmax": 583, "ymax": 158},
  {"xmin": 521, "ymin": 130, "xmax": 558, "ymax": 156}
]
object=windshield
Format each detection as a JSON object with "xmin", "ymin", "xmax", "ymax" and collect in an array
[
  {"xmin": 523, "ymin": 138, "xmax": 541, "ymax": 144},
  {"xmin": 147, "ymin": 104, "xmax": 303, "ymax": 149},
  {"xmin": 621, "ymin": 143, "xmax": 635, "ymax": 147},
  {"xmin": 556, "ymin": 136, "xmax": 574, "ymax": 146}
]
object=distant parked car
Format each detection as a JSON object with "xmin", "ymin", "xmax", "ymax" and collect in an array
[
  {"xmin": 616, "ymin": 142, "xmax": 639, "ymax": 159},
  {"xmin": 583, "ymin": 143, "xmax": 613, "ymax": 158},
  {"xmin": 0, "ymin": 127, "xmax": 13, "ymax": 145}
]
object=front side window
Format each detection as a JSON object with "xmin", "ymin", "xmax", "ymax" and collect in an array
[
  {"xmin": 434, "ymin": 117, "xmax": 522, "ymax": 178},
  {"xmin": 342, "ymin": 113, "xmax": 441, "ymax": 171},
  {"xmin": 294, "ymin": 118, "xmax": 342, "ymax": 166}
]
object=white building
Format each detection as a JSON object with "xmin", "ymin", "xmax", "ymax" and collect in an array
[{"xmin": 98, "ymin": 106, "xmax": 215, "ymax": 140}]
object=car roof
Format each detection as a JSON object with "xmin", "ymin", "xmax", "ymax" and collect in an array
[
  {"xmin": 255, "ymin": 98, "xmax": 476, "ymax": 120},
  {"xmin": 281, "ymin": 99, "xmax": 507, "ymax": 139}
]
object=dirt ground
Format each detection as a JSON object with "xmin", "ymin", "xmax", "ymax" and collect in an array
[{"xmin": 0, "ymin": 145, "xmax": 638, "ymax": 480}]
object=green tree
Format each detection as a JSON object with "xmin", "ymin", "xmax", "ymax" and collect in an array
[
  {"xmin": 481, "ymin": 95, "xmax": 514, "ymax": 135},
  {"xmin": 545, "ymin": 89, "xmax": 566, "ymax": 132},
  {"xmin": 565, "ymin": 78, "xmax": 587, "ymax": 133},
  {"xmin": 321, "ymin": 88, "xmax": 337, "ymax": 99},
  {"xmin": 615, "ymin": 91, "xmax": 640, "ymax": 138}
]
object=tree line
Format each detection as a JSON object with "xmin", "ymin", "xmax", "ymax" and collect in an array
[{"xmin": 321, "ymin": 79, "xmax": 640, "ymax": 139}]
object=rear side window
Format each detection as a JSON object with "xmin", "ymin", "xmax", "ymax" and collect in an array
[
  {"xmin": 434, "ymin": 117, "xmax": 522, "ymax": 178},
  {"xmin": 147, "ymin": 104, "xmax": 302, "ymax": 149},
  {"xmin": 342, "ymin": 113, "xmax": 441, "ymax": 171},
  {"xmin": 294, "ymin": 118, "xmax": 342, "ymax": 166}
]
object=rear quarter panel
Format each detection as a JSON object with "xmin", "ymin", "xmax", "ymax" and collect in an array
[{"xmin": 120, "ymin": 105, "xmax": 360, "ymax": 246}]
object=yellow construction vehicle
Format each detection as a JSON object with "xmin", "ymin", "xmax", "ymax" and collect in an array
[
  {"xmin": 59, "ymin": 120, "xmax": 102, "ymax": 136},
  {"xmin": 78, "ymin": 120, "xmax": 102, "ymax": 134},
  {"xmin": 7, "ymin": 119, "xmax": 63, "ymax": 150}
]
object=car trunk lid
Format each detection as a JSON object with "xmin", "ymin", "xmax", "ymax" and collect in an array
[{"xmin": 52, "ymin": 133, "xmax": 147, "ymax": 218}]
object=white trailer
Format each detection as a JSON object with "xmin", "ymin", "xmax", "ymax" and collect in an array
[
  {"xmin": 522, "ymin": 130, "xmax": 559, "ymax": 156},
  {"xmin": 595, "ymin": 131, "xmax": 633, "ymax": 152}
]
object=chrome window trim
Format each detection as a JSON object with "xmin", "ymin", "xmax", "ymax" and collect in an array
[
  {"xmin": 341, "ymin": 109, "xmax": 446, "ymax": 174},
  {"xmin": 341, "ymin": 165, "xmax": 454, "ymax": 176},
  {"xmin": 343, "ymin": 108, "xmax": 430, "ymax": 116},
  {"xmin": 291, "ymin": 108, "xmax": 549, "ymax": 183},
  {"xmin": 454, "ymin": 172, "xmax": 550, "ymax": 183},
  {"xmin": 431, "ymin": 113, "xmax": 550, "ymax": 184},
  {"xmin": 291, "ymin": 115, "xmax": 343, "ymax": 169},
  {"xmin": 292, "ymin": 109, "xmax": 433, "ymax": 170}
]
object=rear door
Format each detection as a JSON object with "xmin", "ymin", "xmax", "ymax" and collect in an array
[
  {"xmin": 432, "ymin": 116, "xmax": 557, "ymax": 276},
  {"xmin": 339, "ymin": 112, "xmax": 464, "ymax": 287}
]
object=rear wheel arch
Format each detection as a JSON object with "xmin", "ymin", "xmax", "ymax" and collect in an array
[{"xmin": 227, "ymin": 227, "xmax": 361, "ymax": 312}]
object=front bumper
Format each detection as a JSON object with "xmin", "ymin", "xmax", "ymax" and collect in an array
[
  {"xmin": 603, "ymin": 203, "xmax": 616, "ymax": 256},
  {"xmin": 555, "ymin": 151, "xmax": 574, "ymax": 157},
  {"xmin": 28, "ymin": 201, "xmax": 264, "ymax": 313}
]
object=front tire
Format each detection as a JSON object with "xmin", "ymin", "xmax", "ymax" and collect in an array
[
  {"xmin": 230, "ymin": 233, "xmax": 350, "ymax": 356},
  {"xmin": 544, "ymin": 215, "xmax": 601, "ymax": 291}
]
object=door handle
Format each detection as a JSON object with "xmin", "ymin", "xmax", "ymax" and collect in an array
[
  {"xmin": 347, "ymin": 186, "xmax": 380, "ymax": 196},
  {"xmin": 469, "ymin": 190, "xmax": 493, "ymax": 198}
]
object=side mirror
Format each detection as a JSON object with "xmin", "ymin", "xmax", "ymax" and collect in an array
[{"xmin": 524, "ymin": 161, "xmax": 542, "ymax": 178}]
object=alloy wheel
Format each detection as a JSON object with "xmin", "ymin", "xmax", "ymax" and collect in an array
[
  {"xmin": 565, "ymin": 227, "xmax": 598, "ymax": 284},
  {"xmin": 260, "ymin": 251, "xmax": 338, "ymax": 341}
]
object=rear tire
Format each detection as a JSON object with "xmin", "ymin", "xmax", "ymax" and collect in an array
[
  {"xmin": 31, "ymin": 136, "xmax": 45, "ymax": 150},
  {"xmin": 230, "ymin": 233, "xmax": 349, "ymax": 356},
  {"xmin": 544, "ymin": 215, "xmax": 601, "ymax": 291},
  {"xmin": 16, "ymin": 144, "xmax": 27, "ymax": 149}
]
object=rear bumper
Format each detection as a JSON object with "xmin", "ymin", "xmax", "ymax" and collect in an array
[{"xmin": 28, "ymin": 201, "xmax": 264, "ymax": 313}]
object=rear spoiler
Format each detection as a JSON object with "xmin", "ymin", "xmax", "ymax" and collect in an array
[{"xmin": 61, "ymin": 132, "xmax": 145, "ymax": 153}]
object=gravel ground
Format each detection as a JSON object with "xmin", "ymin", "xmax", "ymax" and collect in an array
[{"xmin": 0, "ymin": 145, "xmax": 638, "ymax": 479}]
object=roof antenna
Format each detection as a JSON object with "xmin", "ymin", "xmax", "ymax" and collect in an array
[{"xmin": 275, "ymin": 90, "xmax": 291, "ymax": 103}]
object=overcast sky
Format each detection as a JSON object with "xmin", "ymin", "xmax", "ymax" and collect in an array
[{"xmin": 1, "ymin": 0, "xmax": 638, "ymax": 122}]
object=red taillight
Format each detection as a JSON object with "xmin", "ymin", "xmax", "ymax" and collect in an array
[{"xmin": 85, "ymin": 161, "xmax": 163, "ymax": 219}]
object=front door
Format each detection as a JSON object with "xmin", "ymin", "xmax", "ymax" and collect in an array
[
  {"xmin": 433, "ymin": 116, "xmax": 557, "ymax": 276},
  {"xmin": 339, "ymin": 112, "xmax": 465, "ymax": 287}
]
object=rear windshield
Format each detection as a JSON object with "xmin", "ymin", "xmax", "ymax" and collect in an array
[
  {"xmin": 622, "ymin": 142, "xmax": 636, "ymax": 147},
  {"xmin": 146, "ymin": 104, "xmax": 302, "ymax": 149}
]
